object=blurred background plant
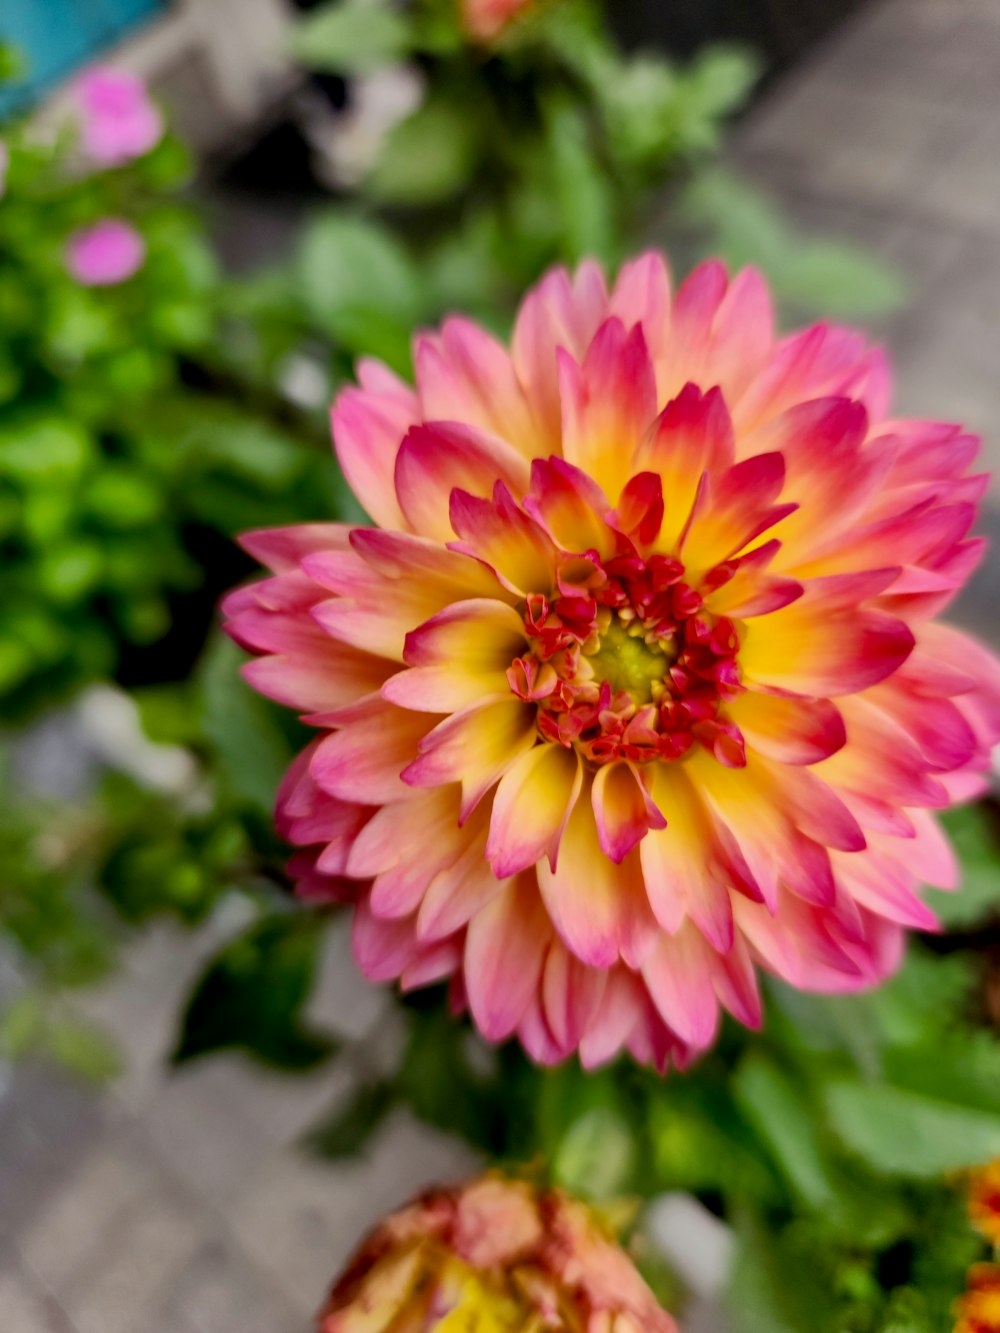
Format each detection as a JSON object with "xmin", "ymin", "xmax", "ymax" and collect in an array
[{"xmin": 0, "ymin": 3, "xmax": 994, "ymax": 1332}]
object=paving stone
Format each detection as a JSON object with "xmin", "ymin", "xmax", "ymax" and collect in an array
[
  {"xmin": 15, "ymin": 1118, "xmax": 159, "ymax": 1296},
  {"xmin": 230, "ymin": 1111, "xmax": 478, "ymax": 1317},
  {"xmin": 155, "ymin": 1236, "xmax": 303, "ymax": 1333},
  {"xmin": 0, "ymin": 1254, "xmax": 78, "ymax": 1333},
  {"xmin": 0, "ymin": 1067, "xmax": 105, "ymax": 1243},
  {"xmin": 140, "ymin": 1060, "xmax": 276, "ymax": 1206},
  {"xmin": 63, "ymin": 1187, "xmax": 211, "ymax": 1333}
]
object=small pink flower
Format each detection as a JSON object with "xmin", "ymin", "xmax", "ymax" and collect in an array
[
  {"xmin": 225, "ymin": 251, "xmax": 1000, "ymax": 1073},
  {"xmin": 74, "ymin": 66, "xmax": 163, "ymax": 166},
  {"xmin": 462, "ymin": 0, "xmax": 534, "ymax": 40},
  {"xmin": 65, "ymin": 219, "xmax": 146, "ymax": 286},
  {"xmin": 0, "ymin": 139, "xmax": 8, "ymax": 198}
]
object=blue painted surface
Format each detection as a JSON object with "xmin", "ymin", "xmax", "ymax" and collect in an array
[{"xmin": 1, "ymin": 0, "xmax": 167, "ymax": 116}]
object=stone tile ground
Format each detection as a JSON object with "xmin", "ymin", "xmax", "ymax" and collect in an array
[{"xmin": 2, "ymin": 0, "xmax": 999, "ymax": 1327}]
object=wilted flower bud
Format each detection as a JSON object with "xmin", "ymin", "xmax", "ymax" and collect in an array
[{"xmin": 318, "ymin": 1175, "xmax": 678, "ymax": 1332}]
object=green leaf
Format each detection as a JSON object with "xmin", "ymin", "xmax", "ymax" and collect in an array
[
  {"xmin": 46, "ymin": 1018, "xmax": 122, "ymax": 1082},
  {"xmin": 780, "ymin": 242, "xmax": 907, "ymax": 320},
  {"xmin": 681, "ymin": 169, "xmax": 906, "ymax": 320},
  {"xmin": 174, "ymin": 913, "xmax": 337, "ymax": 1069},
  {"xmin": 304, "ymin": 1080, "xmax": 396, "ymax": 1157},
  {"xmin": 554, "ymin": 1104, "xmax": 636, "ymax": 1200},
  {"xmin": 197, "ymin": 632, "xmax": 297, "ymax": 817},
  {"xmin": 544, "ymin": 98, "xmax": 616, "ymax": 265},
  {"xmin": 734, "ymin": 1055, "xmax": 838, "ymax": 1210},
  {"xmin": 289, "ymin": 0, "xmax": 412, "ymax": 75},
  {"xmin": 295, "ymin": 214, "xmax": 424, "ymax": 366},
  {"xmin": 932, "ymin": 803, "xmax": 1000, "ymax": 928},
  {"xmin": 822, "ymin": 1079, "xmax": 1000, "ymax": 1177},
  {"xmin": 679, "ymin": 45, "xmax": 760, "ymax": 126},
  {"xmin": 0, "ymin": 992, "xmax": 46, "ymax": 1060},
  {"xmin": 366, "ymin": 95, "xmax": 479, "ymax": 206},
  {"xmin": 728, "ymin": 1208, "xmax": 833, "ymax": 1333},
  {"xmin": 0, "ymin": 416, "xmax": 93, "ymax": 482}
]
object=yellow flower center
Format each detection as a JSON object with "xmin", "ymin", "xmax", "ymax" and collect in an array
[{"xmin": 584, "ymin": 615, "xmax": 671, "ymax": 705}]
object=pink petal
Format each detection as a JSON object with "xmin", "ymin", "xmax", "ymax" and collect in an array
[
  {"xmin": 523, "ymin": 456, "xmax": 615, "ymax": 557},
  {"xmin": 352, "ymin": 895, "xmax": 418, "ymax": 980},
  {"xmin": 537, "ymin": 790, "xmax": 643, "ymax": 968},
  {"xmin": 487, "ymin": 743, "xmax": 583, "ymax": 877},
  {"xmin": 635, "ymin": 383, "xmax": 735, "ymax": 551},
  {"xmin": 591, "ymin": 761, "xmax": 666, "ymax": 864},
  {"xmin": 394, "ymin": 421, "xmax": 530, "ymax": 542},
  {"xmin": 729, "ymin": 691, "xmax": 846, "ymax": 765},
  {"xmin": 642, "ymin": 926, "xmax": 721, "ymax": 1049},
  {"xmin": 332, "ymin": 385, "xmax": 414, "ymax": 530},
  {"xmin": 448, "ymin": 481, "xmax": 557, "ymax": 595},
  {"xmin": 415, "ymin": 317, "xmax": 541, "ymax": 455},
  {"xmin": 464, "ymin": 874, "xmax": 552, "ymax": 1041},
  {"xmin": 402, "ymin": 698, "xmax": 537, "ymax": 819},
  {"xmin": 383, "ymin": 598, "xmax": 527, "ymax": 712},
  {"xmin": 310, "ymin": 701, "xmax": 432, "ymax": 804},
  {"xmin": 511, "ymin": 261, "xmax": 610, "ymax": 451},
  {"xmin": 558, "ymin": 319, "xmax": 657, "ymax": 499}
]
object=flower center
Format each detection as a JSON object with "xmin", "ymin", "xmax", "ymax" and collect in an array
[
  {"xmin": 583, "ymin": 614, "xmax": 673, "ymax": 705},
  {"xmin": 506, "ymin": 550, "xmax": 747, "ymax": 768}
]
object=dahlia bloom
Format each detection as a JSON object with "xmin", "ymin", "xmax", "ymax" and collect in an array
[
  {"xmin": 65, "ymin": 218, "xmax": 146, "ymax": 287},
  {"xmin": 970, "ymin": 1161, "xmax": 1000, "ymax": 1248},
  {"xmin": 955, "ymin": 1265, "xmax": 1000, "ymax": 1333},
  {"xmin": 317, "ymin": 1174, "xmax": 677, "ymax": 1332},
  {"xmin": 225, "ymin": 252, "xmax": 1000, "ymax": 1071},
  {"xmin": 462, "ymin": 0, "xmax": 535, "ymax": 41},
  {"xmin": 74, "ymin": 67, "xmax": 163, "ymax": 166}
]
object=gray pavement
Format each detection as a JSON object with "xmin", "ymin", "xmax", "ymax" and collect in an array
[{"xmin": 2, "ymin": 1, "xmax": 1000, "ymax": 1328}]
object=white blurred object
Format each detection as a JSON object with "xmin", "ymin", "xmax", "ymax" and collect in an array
[
  {"xmin": 76, "ymin": 685, "xmax": 198, "ymax": 796},
  {"xmin": 38, "ymin": 0, "xmax": 297, "ymax": 153},
  {"xmin": 299, "ymin": 65, "xmax": 424, "ymax": 190},
  {"xmin": 278, "ymin": 351, "xmax": 331, "ymax": 411},
  {"xmin": 646, "ymin": 1192, "xmax": 734, "ymax": 1300}
]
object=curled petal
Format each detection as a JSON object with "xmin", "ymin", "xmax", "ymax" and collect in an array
[
  {"xmin": 449, "ymin": 481, "xmax": 557, "ymax": 595},
  {"xmin": 592, "ymin": 761, "xmax": 666, "ymax": 864},
  {"xmin": 384, "ymin": 599, "xmax": 527, "ymax": 712},
  {"xmin": 394, "ymin": 421, "xmax": 530, "ymax": 541},
  {"xmin": 465, "ymin": 874, "xmax": 552, "ymax": 1041},
  {"xmin": 402, "ymin": 698, "xmax": 538, "ymax": 820}
]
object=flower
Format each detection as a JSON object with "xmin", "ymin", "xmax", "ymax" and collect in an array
[
  {"xmin": 225, "ymin": 252, "xmax": 1000, "ymax": 1072},
  {"xmin": 955, "ymin": 1264, "xmax": 1000, "ymax": 1332},
  {"xmin": 317, "ymin": 1174, "xmax": 678, "ymax": 1332},
  {"xmin": 970, "ymin": 1161, "xmax": 1000, "ymax": 1248},
  {"xmin": 74, "ymin": 66, "xmax": 163, "ymax": 166},
  {"xmin": 461, "ymin": 0, "xmax": 535, "ymax": 41},
  {"xmin": 65, "ymin": 218, "xmax": 146, "ymax": 287},
  {"xmin": 0, "ymin": 139, "xmax": 8, "ymax": 198}
]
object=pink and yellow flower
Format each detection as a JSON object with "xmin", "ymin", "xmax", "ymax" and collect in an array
[
  {"xmin": 955, "ymin": 1264, "xmax": 1000, "ymax": 1333},
  {"xmin": 225, "ymin": 252, "xmax": 1000, "ymax": 1071},
  {"xmin": 970, "ymin": 1161, "xmax": 1000, "ymax": 1249},
  {"xmin": 461, "ymin": 0, "xmax": 535, "ymax": 41},
  {"xmin": 317, "ymin": 1174, "xmax": 677, "ymax": 1332},
  {"xmin": 74, "ymin": 66, "xmax": 163, "ymax": 166}
]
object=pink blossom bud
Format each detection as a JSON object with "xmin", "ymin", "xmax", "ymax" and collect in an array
[{"xmin": 65, "ymin": 218, "xmax": 146, "ymax": 286}]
